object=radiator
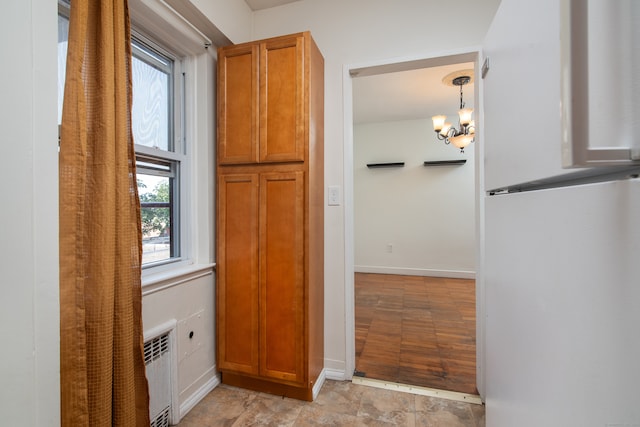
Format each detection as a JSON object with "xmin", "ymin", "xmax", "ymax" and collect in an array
[{"xmin": 145, "ymin": 332, "xmax": 172, "ymax": 427}]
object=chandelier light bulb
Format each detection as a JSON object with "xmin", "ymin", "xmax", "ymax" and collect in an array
[
  {"xmin": 458, "ymin": 108, "xmax": 473, "ymax": 126},
  {"xmin": 469, "ymin": 120, "xmax": 476, "ymax": 135},
  {"xmin": 432, "ymin": 115, "xmax": 446, "ymax": 132}
]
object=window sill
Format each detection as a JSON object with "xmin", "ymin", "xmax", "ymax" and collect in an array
[{"xmin": 141, "ymin": 262, "xmax": 215, "ymax": 296}]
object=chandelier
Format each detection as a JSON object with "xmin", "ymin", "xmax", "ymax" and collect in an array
[{"xmin": 432, "ymin": 70, "xmax": 475, "ymax": 153}]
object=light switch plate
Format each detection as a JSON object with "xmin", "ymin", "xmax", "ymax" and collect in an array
[{"xmin": 328, "ymin": 185, "xmax": 341, "ymax": 206}]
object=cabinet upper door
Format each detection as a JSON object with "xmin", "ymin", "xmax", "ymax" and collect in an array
[
  {"xmin": 217, "ymin": 34, "xmax": 306, "ymax": 165},
  {"xmin": 218, "ymin": 44, "xmax": 259, "ymax": 164},
  {"xmin": 259, "ymin": 35, "xmax": 305, "ymax": 163}
]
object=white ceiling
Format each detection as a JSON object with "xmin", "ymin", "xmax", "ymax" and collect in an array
[
  {"xmin": 352, "ymin": 62, "xmax": 475, "ymax": 125},
  {"xmin": 245, "ymin": 0, "xmax": 300, "ymax": 11}
]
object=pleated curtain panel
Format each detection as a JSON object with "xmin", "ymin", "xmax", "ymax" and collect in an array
[{"xmin": 59, "ymin": 1, "xmax": 150, "ymax": 425}]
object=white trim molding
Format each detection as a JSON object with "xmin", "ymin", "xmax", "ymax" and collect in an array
[{"xmin": 142, "ymin": 263, "xmax": 215, "ymax": 295}]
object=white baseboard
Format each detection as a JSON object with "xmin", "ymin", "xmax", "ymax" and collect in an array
[
  {"xmin": 324, "ymin": 367, "xmax": 348, "ymax": 381},
  {"xmin": 178, "ymin": 369, "xmax": 220, "ymax": 422},
  {"xmin": 354, "ymin": 265, "xmax": 475, "ymax": 280},
  {"xmin": 323, "ymin": 357, "xmax": 348, "ymax": 381},
  {"xmin": 312, "ymin": 369, "xmax": 327, "ymax": 400}
]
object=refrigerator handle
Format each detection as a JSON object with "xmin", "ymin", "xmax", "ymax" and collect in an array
[{"xmin": 560, "ymin": 0, "xmax": 640, "ymax": 167}]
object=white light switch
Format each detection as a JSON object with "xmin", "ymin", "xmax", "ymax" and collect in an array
[{"xmin": 328, "ymin": 186, "xmax": 341, "ymax": 206}]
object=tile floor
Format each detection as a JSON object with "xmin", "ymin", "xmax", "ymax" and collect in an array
[{"xmin": 177, "ymin": 379, "xmax": 485, "ymax": 426}]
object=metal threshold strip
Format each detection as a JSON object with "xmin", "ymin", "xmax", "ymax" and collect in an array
[{"xmin": 351, "ymin": 376, "xmax": 483, "ymax": 405}]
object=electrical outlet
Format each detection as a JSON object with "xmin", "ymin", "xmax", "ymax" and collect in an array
[{"xmin": 386, "ymin": 243, "xmax": 393, "ymax": 253}]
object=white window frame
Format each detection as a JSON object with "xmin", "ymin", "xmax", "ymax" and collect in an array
[{"xmin": 131, "ymin": 32, "xmax": 188, "ymax": 270}]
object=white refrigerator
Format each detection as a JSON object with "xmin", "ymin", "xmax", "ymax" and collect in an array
[{"xmin": 481, "ymin": 0, "xmax": 640, "ymax": 425}]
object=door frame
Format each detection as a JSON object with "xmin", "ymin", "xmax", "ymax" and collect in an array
[{"xmin": 341, "ymin": 47, "xmax": 486, "ymax": 398}]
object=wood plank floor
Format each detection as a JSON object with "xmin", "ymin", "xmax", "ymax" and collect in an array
[{"xmin": 355, "ymin": 273, "xmax": 477, "ymax": 395}]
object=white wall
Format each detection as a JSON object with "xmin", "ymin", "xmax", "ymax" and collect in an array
[
  {"xmin": 248, "ymin": 0, "xmax": 500, "ymax": 377},
  {"xmin": 187, "ymin": 0, "xmax": 253, "ymax": 44},
  {"xmin": 354, "ymin": 118, "xmax": 475, "ymax": 277},
  {"xmin": 0, "ymin": 0, "xmax": 60, "ymax": 424}
]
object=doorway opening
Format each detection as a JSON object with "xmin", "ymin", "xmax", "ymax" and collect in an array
[{"xmin": 343, "ymin": 49, "xmax": 482, "ymax": 396}]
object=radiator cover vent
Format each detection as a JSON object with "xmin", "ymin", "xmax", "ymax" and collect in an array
[
  {"xmin": 145, "ymin": 333, "xmax": 172, "ymax": 427},
  {"xmin": 150, "ymin": 406, "xmax": 170, "ymax": 427},
  {"xmin": 145, "ymin": 333, "xmax": 169, "ymax": 364}
]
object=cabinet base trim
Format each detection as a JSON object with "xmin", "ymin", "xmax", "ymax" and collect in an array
[{"xmin": 220, "ymin": 371, "xmax": 317, "ymax": 401}]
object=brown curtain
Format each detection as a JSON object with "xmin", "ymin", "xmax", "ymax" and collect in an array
[{"xmin": 59, "ymin": 0, "xmax": 150, "ymax": 425}]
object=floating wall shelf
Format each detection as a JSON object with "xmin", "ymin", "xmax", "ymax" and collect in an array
[
  {"xmin": 423, "ymin": 160, "xmax": 467, "ymax": 166},
  {"xmin": 366, "ymin": 162, "xmax": 405, "ymax": 168}
]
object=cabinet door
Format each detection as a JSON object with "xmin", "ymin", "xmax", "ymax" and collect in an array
[
  {"xmin": 217, "ymin": 174, "xmax": 259, "ymax": 374},
  {"xmin": 259, "ymin": 36, "xmax": 305, "ymax": 163},
  {"xmin": 218, "ymin": 44, "xmax": 259, "ymax": 164},
  {"xmin": 259, "ymin": 171, "xmax": 305, "ymax": 383}
]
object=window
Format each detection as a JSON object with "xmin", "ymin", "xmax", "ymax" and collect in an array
[
  {"xmin": 58, "ymin": 6, "xmax": 186, "ymax": 267},
  {"xmin": 57, "ymin": 11, "xmax": 69, "ymax": 127},
  {"xmin": 131, "ymin": 38, "xmax": 184, "ymax": 266}
]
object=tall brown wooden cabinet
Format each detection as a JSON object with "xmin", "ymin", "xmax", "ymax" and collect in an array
[{"xmin": 215, "ymin": 32, "xmax": 324, "ymax": 401}]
